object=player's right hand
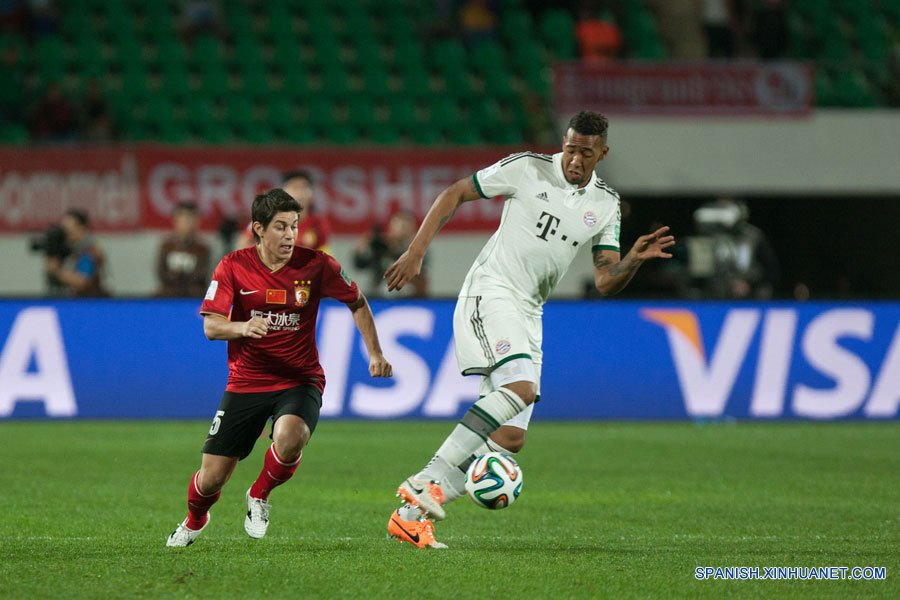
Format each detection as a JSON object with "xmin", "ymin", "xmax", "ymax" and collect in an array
[
  {"xmin": 242, "ymin": 316, "xmax": 269, "ymax": 339},
  {"xmin": 384, "ymin": 250, "xmax": 423, "ymax": 292}
]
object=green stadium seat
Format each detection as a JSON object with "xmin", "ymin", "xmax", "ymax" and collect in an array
[
  {"xmin": 832, "ymin": 69, "xmax": 879, "ymax": 107},
  {"xmin": 145, "ymin": 96, "xmax": 176, "ymax": 127},
  {"xmin": 539, "ymin": 9, "xmax": 576, "ymax": 59},
  {"xmin": 267, "ymin": 97, "xmax": 296, "ymax": 128},
  {"xmin": 233, "ymin": 37, "xmax": 265, "ymax": 72},
  {"xmin": 319, "ymin": 67, "xmax": 352, "ymax": 99},
  {"xmin": 509, "ymin": 40, "xmax": 544, "ymax": 75},
  {"xmin": 158, "ymin": 121, "xmax": 190, "ymax": 144},
  {"xmin": 306, "ymin": 96, "xmax": 335, "ymax": 129},
  {"xmin": 115, "ymin": 39, "xmax": 146, "ymax": 68},
  {"xmin": 224, "ymin": 96, "xmax": 257, "ymax": 127},
  {"xmin": 72, "ymin": 35, "xmax": 107, "ymax": 75},
  {"xmin": 856, "ymin": 15, "xmax": 891, "ymax": 63},
  {"xmin": 197, "ymin": 122, "xmax": 233, "ymax": 144},
  {"xmin": 280, "ymin": 64, "xmax": 312, "ymax": 97},
  {"xmin": 412, "ymin": 127, "xmax": 442, "ymax": 146},
  {"xmin": 431, "ymin": 39, "xmax": 467, "ymax": 74},
  {"xmin": 883, "ymin": 1, "xmax": 900, "ymax": 26},
  {"xmin": 328, "ymin": 124, "xmax": 360, "ymax": 145},
  {"xmin": 185, "ymin": 95, "xmax": 217, "ymax": 128},
  {"xmin": 160, "ymin": 64, "xmax": 192, "ymax": 100},
  {"xmin": 283, "ymin": 125, "xmax": 317, "ymax": 145},
  {"xmin": 469, "ymin": 39, "xmax": 507, "ymax": 75},
  {"xmin": 239, "ymin": 69, "xmax": 271, "ymax": 100},
  {"xmin": 198, "ymin": 64, "xmax": 231, "ymax": 97},
  {"xmin": 360, "ymin": 64, "xmax": 392, "ymax": 99},
  {"xmin": 120, "ymin": 65, "xmax": 150, "ymax": 99},
  {"xmin": 0, "ymin": 124, "xmax": 29, "ymax": 144},
  {"xmin": 367, "ymin": 123, "xmax": 400, "ymax": 145},
  {"xmin": 34, "ymin": 37, "xmax": 67, "ymax": 73},
  {"xmin": 387, "ymin": 96, "xmax": 418, "ymax": 133},
  {"xmin": 153, "ymin": 40, "xmax": 187, "ymax": 71},
  {"xmin": 429, "ymin": 97, "xmax": 460, "ymax": 129},
  {"xmin": 190, "ymin": 35, "xmax": 226, "ymax": 69},
  {"xmin": 500, "ymin": 9, "xmax": 534, "ymax": 43},
  {"xmin": 494, "ymin": 127, "xmax": 524, "ymax": 146},
  {"xmin": 346, "ymin": 97, "xmax": 377, "ymax": 129},
  {"xmin": 448, "ymin": 126, "xmax": 482, "ymax": 145},
  {"xmin": 398, "ymin": 67, "xmax": 431, "ymax": 100},
  {"xmin": 242, "ymin": 124, "xmax": 277, "ymax": 144}
]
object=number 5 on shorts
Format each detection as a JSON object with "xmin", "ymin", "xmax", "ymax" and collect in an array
[{"xmin": 209, "ymin": 410, "xmax": 225, "ymax": 436}]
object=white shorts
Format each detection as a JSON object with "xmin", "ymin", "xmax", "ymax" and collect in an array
[
  {"xmin": 455, "ymin": 295, "xmax": 543, "ymax": 430},
  {"xmin": 453, "ymin": 295, "xmax": 543, "ymax": 376}
]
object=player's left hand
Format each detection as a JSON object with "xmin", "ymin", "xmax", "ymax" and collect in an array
[
  {"xmin": 368, "ymin": 353, "xmax": 393, "ymax": 377},
  {"xmin": 631, "ymin": 226, "xmax": 675, "ymax": 260}
]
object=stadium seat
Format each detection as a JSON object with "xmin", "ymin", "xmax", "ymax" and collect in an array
[
  {"xmin": 500, "ymin": 9, "xmax": 534, "ymax": 43},
  {"xmin": 0, "ymin": 124, "xmax": 28, "ymax": 144},
  {"xmin": 539, "ymin": 9, "xmax": 577, "ymax": 59},
  {"xmin": 367, "ymin": 123, "xmax": 400, "ymax": 145},
  {"xmin": 185, "ymin": 95, "xmax": 217, "ymax": 129}
]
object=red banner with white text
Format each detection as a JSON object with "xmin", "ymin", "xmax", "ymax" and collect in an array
[
  {"xmin": 0, "ymin": 146, "xmax": 552, "ymax": 233},
  {"xmin": 554, "ymin": 61, "xmax": 814, "ymax": 116}
]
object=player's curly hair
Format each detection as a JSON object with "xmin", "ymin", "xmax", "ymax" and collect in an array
[
  {"xmin": 251, "ymin": 188, "xmax": 301, "ymax": 243},
  {"xmin": 568, "ymin": 111, "xmax": 608, "ymax": 139}
]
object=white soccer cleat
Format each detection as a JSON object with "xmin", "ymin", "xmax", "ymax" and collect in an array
[
  {"xmin": 244, "ymin": 489, "xmax": 271, "ymax": 539},
  {"xmin": 166, "ymin": 514, "xmax": 210, "ymax": 547},
  {"xmin": 397, "ymin": 477, "xmax": 447, "ymax": 521}
]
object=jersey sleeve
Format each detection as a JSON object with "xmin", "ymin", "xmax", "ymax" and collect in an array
[
  {"xmin": 472, "ymin": 153, "xmax": 531, "ymax": 199},
  {"xmin": 200, "ymin": 256, "xmax": 234, "ymax": 317},
  {"xmin": 320, "ymin": 254, "xmax": 360, "ymax": 303},
  {"xmin": 591, "ymin": 199, "xmax": 621, "ymax": 253}
]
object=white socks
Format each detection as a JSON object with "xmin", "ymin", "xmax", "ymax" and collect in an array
[
  {"xmin": 433, "ymin": 388, "xmax": 526, "ymax": 468},
  {"xmin": 418, "ymin": 437, "xmax": 519, "ymax": 505}
]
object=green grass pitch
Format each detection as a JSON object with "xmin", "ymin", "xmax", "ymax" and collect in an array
[{"xmin": 0, "ymin": 420, "xmax": 897, "ymax": 599}]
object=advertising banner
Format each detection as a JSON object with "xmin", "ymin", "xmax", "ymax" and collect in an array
[
  {"xmin": 554, "ymin": 61, "xmax": 814, "ymax": 116},
  {"xmin": 0, "ymin": 147, "xmax": 535, "ymax": 234},
  {"xmin": 2, "ymin": 300, "xmax": 897, "ymax": 421}
]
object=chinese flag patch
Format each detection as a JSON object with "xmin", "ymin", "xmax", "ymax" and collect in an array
[{"xmin": 266, "ymin": 289, "xmax": 287, "ymax": 304}]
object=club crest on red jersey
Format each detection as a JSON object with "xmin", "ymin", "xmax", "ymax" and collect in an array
[{"xmin": 294, "ymin": 280, "xmax": 311, "ymax": 307}]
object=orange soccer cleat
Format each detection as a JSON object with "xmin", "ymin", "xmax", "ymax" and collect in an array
[
  {"xmin": 396, "ymin": 477, "xmax": 447, "ymax": 521},
  {"xmin": 387, "ymin": 508, "xmax": 447, "ymax": 549}
]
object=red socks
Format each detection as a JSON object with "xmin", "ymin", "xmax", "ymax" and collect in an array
[
  {"xmin": 249, "ymin": 444, "xmax": 301, "ymax": 501},
  {"xmin": 186, "ymin": 470, "xmax": 220, "ymax": 530}
]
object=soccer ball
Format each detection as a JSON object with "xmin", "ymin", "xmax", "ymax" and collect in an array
[{"xmin": 464, "ymin": 452, "xmax": 523, "ymax": 509}]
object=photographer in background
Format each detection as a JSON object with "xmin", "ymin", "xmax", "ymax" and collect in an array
[
  {"xmin": 354, "ymin": 210, "xmax": 428, "ymax": 298},
  {"xmin": 686, "ymin": 198, "xmax": 779, "ymax": 299},
  {"xmin": 44, "ymin": 209, "xmax": 108, "ymax": 297},
  {"xmin": 156, "ymin": 201, "xmax": 211, "ymax": 297}
]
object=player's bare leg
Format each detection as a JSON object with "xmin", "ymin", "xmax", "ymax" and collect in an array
[
  {"xmin": 245, "ymin": 414, "xmax": 309, "ymax": 539},
  {"xmin": 167, "ymin": 454, "xmax": 238, "ymax": 547}
]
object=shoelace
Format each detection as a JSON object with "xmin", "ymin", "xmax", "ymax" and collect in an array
[{"xmin": 251, "ymin": 498, "xmax": 271, "ymax": 521}]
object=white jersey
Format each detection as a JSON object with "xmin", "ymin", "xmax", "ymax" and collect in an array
[{"xmin": 460, "ymin": 151, "xmax": 621, "ymax": 310}]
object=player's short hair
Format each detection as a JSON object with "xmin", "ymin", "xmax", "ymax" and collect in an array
[
  {"xmin": 174, "ymin": 200, "xmax": 197, "ymax": 214},
  {"xmin": 281, "ymin": 170, "xmax": 313, "ymax": 185},
  {"xmin": 63, "ymin": 208, "xmax": 89, "ymax": 228},
  {"xmin": 251, "ymin": 188, "xmax": 301, "ymax": 243},
  {"xmin": 568, "ymin": 111, "xmax": 608, "ymax": 140}
]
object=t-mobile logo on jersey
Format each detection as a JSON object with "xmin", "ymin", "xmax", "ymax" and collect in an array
[{"xmin": 536, "ymin": 211, "xmax": 580, "ymax": 247}]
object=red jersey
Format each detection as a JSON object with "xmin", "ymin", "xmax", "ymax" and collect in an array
[{"xmin": 200, "ymin": 246, "xmax": 359, "ymax": 394}]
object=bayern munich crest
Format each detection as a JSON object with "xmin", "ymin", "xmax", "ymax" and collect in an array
[
  {"xmin": 583, "ymin": 211, "xmax": 598, "ymax": 227},
  {"xmin": 495, "ymin": 339, "xmax": 511, "ymax": 355}
]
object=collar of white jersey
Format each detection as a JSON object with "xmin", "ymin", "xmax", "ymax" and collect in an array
[{"xmin": 552, "ymin": 152, "xmax": 596, "ymax": 192}]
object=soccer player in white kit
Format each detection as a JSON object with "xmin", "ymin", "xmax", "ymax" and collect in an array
[{"xmin": 384, "ymin": 111, "xmax": 675, "ymax": 548}]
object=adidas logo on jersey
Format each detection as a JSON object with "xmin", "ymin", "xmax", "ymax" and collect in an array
[{"xmin": 536, "ymin": 192, "xmax": 549, "ymax": 201}]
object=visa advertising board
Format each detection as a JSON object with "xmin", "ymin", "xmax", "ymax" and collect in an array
[{"xmin": 0, "ymin": 300, "xmax": 897, "ymax": 420}]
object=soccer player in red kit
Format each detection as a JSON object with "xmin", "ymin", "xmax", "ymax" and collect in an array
[{"xmin": 166, "ymin": 188, "xmax": 392, "ymax": 547}]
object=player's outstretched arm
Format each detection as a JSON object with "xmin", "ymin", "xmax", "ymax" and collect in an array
[
  {"xmin": 384, "ymin": 177, "xmax": 482, "ymax": 292},
  {"xmin": 593, "ymin": 226, "xmax": 675, "ymax": 296},
  {"xmin": 345, "ymin": 293, "xmax": 393, "ymax": 377},
  {"xmin": 202, "ymin": 313, "xmax": 269, "ymax": 340}
]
